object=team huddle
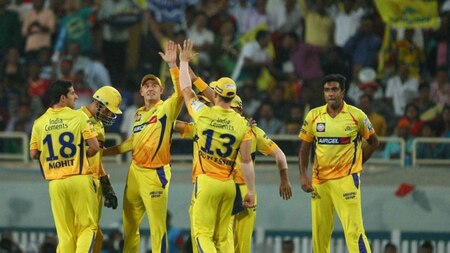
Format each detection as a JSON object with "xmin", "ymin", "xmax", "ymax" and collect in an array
[{"xmin": 29, "ymin": 40, "xmax": 379, "ymax": 253}]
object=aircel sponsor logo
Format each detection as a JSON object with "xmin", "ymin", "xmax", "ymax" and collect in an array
[
  {"xmin": 133, "ymin": 116, "xmax": 157, "ymax": 132},
  {"xmin": 317, "ymin": 137, "xmax": 351, "ymax": 144},
  {"xmin": 133, "ymin": 124, "xmax": 146, "ymax": 133}
]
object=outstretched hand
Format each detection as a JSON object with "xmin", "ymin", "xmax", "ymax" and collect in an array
[
  {"xmin": 178, "ymin": 40, "xmax": 194, "ymax": 62},
  {"xmin": 158, "ymin": 40, "xmax": 177, "ymax": 67}
]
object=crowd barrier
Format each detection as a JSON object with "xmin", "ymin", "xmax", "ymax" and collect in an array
[
  {"xmin": 1, "ymin": 131, "xmax": 448, "ymax": 167},
  {"xmin": 1, "ymin": 227, "xmax": 450, "ymax": 253}
]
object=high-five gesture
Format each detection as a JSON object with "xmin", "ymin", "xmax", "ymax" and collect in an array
[
  {"xmin": 179, "ymin": 39, "xmax": 193, "ymax": 63},
  {"xmin": 159, "ymin": 40, "xmax": 178, "ymax": 68}
]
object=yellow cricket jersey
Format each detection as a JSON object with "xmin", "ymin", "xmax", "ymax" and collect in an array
[
  {"xmin": 186, "ymin": 98, "xmax": 252, "ymax": 181},
  {"xmin": 233, "ymin": 126, "xmax": 278, "ymax": 184},
  {"xmin": 298, "ymin": 102, "xmax": 375, "ymax": 184},
  {"xmin": 29, "ymin": 107, "xmax": 97, "ymax": 180},
  {"xmin": 80, "ymin": 106, "xmax": 106, "ymax": 179},
  {"xmin": 130, "ymin": 70, "xmax": 183, "ymax": 169}
]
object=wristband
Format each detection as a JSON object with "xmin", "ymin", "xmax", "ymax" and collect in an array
[{"xmin": 194, "ymin": 78, "xmax": 208, "ymax": 92}]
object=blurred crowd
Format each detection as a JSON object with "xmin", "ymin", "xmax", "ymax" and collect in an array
[{"xmin": 0, "ymin": 0, "xmax": 450, "ymax": 159}]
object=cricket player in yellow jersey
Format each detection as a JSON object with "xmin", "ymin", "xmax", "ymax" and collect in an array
[
  {"xmin": 173, "ymin": 93, "xmax": 213, "ymax": 253},
  {"xmin": 298, "ymin": 74, "xmax": 379, "ymax": 253},
  {"xmin": 103, "ymin": 41, "xmax": 183, "ymax": 253},
  {"xmin": 80, "ymin": 86, "xmax": 123, "ymax": 253},
  {"xmin": 178, "ymin": 40, "xmax": 256, "ymax": 253},
  {"xmin": 229, "ymin": 95, "xmax": 292, "ymax": 253},
  {"xmin": 29, "ymin": 80, "xmax": 100, "ymax": 253}
]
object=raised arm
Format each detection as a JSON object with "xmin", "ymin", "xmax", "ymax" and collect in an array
[
  {"xmin": 190, "ymin": 67, "xmax": 215, "ymax": 102},
  {"xmin": 269, "ymin": 147, "xmax": 292, "ymax": 200},
  {"xmin": 179, "ymin": 40, "xmax": 197, "ymax": 106}
]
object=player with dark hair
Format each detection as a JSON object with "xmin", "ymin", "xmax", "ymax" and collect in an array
[
  {"xmin": 298, "ymin": 73, "xmax": 379, "ymax": 253},
  {"xmin": 103, "ymin": 41, "xmax": 184, "ymax": 253},
  {"xmin": 420, "ymin": 241, "xmax": 434, "ymax": 253},
  {"xmin": 29, "ymin": 79, "xmax": 100, "ymax": 252},
  {"xmin": 79, "ymin": 85, "xmax": 123, "ymax": 253},
  {"xmin": 178, "ymin": 40, "xmax": 256, "ymax": 253},
  {"xmin": 384, "ymin": 242, "xmax": 397, "ymax": 253}
]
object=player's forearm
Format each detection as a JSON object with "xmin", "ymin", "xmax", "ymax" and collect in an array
[
  {"xmin": 103, "ymin": 138, "xmax": 133, "ymax": 156},
  {"xmin": 363, "ymin": 134, "xmax": 379, "ymax": 163},
  {"xmin": 86, "ymin": 147, "xmax": 99, "ymax": 157},
  {"xmin": 241, "ymin": 160, "xmax": 255, "ymax": 194},
  {"xmin": 299, "ymin": 142, "xmax": 310, "ymax": 178},
  {"xmin": 86, "ymin": 138, "xmax": 100, "ymax": 157},
  {"xmin": 169, "ymin": 67, "xmax": 181, "ymax": 94},
  {"xmin": 271, "ymin": 147, "xmax": 288, "ymax": 172},
  {"xmin": 279, "ymin": 169, "xmax": 289, "ymax": 183},
  {"xmin": 179, "ymin": 61, "xmax": 192, "ymax": 91},
  {"xmin": 179, "ymin": 60, "xmax": 196, "ymax": 105},
  {"xmin": 193, "ymin": 77, "xmax": 214, "ymax": 102}
]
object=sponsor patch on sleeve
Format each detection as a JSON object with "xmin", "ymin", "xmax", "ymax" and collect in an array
[
  {"xmin": 191, "ymin": 99, "xmax": 206, "ymax": 112},
  {"xmin": 363, "ymin": 117, "xmax": 374, "ymax": 132}
]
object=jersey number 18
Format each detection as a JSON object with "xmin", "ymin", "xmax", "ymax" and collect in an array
[{"xmin": 43, "ymin": 132, "xmax": 77, "ymax": 161}]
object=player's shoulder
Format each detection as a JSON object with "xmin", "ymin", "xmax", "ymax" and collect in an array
[
  {"xmin": 307, "ymin": 105, "xmax": 326, "ymax": 117},
  {"xmin": 73, "ymin": 108, "xmax": 90, "ymax": 118},
  {"xmin": 78, "ymin": 106, "xmax": 90, "ymax": 116},
  {"xmin": 33, "ymin": 110, "xmax": 48, "ymax": 123},
  {"xmin": 252, "ymin": 126, "xmax": 267, "ymax": 137},
  {"xmin": 345, "ymin": 103, "xmax": 366, "ymax": 118}
]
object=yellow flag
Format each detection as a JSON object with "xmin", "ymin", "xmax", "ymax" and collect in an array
[
  {"xmin": 133, "ymin": 0, "xmax": 147, "ymax": 9},
  {"xmin": 375, "ymin": 0, "xmax": 440, "ymax": 28}
]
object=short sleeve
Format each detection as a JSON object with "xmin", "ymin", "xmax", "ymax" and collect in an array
[
  {"xmin": 29, "ymin": 124, "xmax": 39, "ymax": 150},
  {"xmin": 255, "ymin": 127, "xmax": 278, "ymax": 156},
  {"xmin": 359, "ymin": 111, "xmax": 376, "ymax": 139},
  {"xmin": 80, "ymin": 113, "xmax": 98, "ymax": 140},
  {"xmin": 298, "ymin": 111, "xmax": 314, "ymax": 142}
]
